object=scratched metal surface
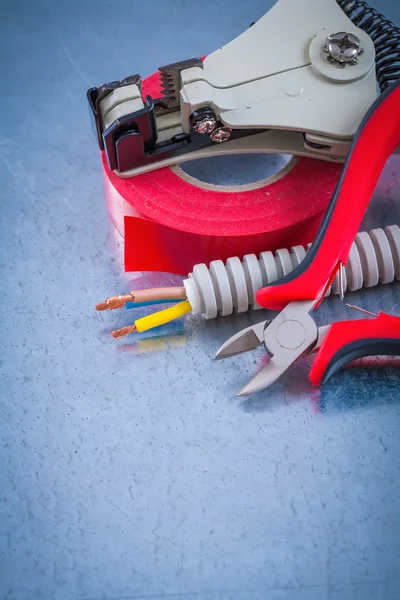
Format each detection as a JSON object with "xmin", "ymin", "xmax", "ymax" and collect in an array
[{"xmin": 1, "ymin": 1, "xmax": 400, "ymax": 599}]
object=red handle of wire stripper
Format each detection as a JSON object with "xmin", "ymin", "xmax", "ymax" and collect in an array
[
  {"xmin": 309, "ymin": 313, "xmax": 400, "ymax": 386},
  {"xmin": 256, "ymin": 79, "xmax": 400, "ymax": 311}
]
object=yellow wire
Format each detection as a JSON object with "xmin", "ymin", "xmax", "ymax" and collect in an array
[{"xmin": 134, "ymin": 300, "xmax": 192, "ymax": 333}]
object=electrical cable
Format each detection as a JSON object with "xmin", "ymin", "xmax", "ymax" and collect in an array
[
  {"xmin": 183, "ymin": 225, "xmax": 400, "ymax": 318},
  {"xmin": 96, "ymin": 286, "xmax": 186, "ymax": 311},
  {"xmin": 111, "ymin": 300, "xmax": 192, "ymax": 339},
  {"xmin": 132, "ymin": 287, "xmax": 186, "ymax": 303},
  {"xmin": 97, "ymin": 225, "xmax": 400, "ymax": 336}
]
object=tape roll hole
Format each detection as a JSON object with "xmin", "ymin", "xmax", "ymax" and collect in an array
[{"xmin": 174, "ymin": 154, "xmax": 295, "ymax": 191}]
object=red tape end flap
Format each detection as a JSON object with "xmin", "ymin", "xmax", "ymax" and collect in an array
[{"xmin": 124, "ymin": 212, "xmax": 325, "ymax": 275}]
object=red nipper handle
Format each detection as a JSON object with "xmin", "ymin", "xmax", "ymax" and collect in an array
[
  {"xmin": 256, "ymin": 79, "xmax": 400, "ymax": 311},
  {"xmin": 309, "ymin": 313, "xmax": 400, "ymax": 386}
]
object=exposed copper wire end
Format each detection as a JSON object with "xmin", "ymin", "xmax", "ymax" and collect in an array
[
  {"xmin": 132, "ymin": 286, "xmax": 186, "ymax": 303},
  {"xmin": 105, "ymin": 294, "xmax": 134, "ymax": 310},
  {"xmin": 95, "ymin": 293, "xmax": 134, "ymax": 311},
  {"xmin": 111, "ymin": 324, "xmax": 138, "ymax": 340},
  {"xmin": 95, "ymin": 302, "xmax": 110, "ymax": 311}
]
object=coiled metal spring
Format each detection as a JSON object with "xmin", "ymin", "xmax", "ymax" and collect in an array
[{"xmin": 337, "ymin": 0, "xmax": 400, "ymax": 91}]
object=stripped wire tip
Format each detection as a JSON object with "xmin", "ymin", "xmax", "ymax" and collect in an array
[
  {"xmin": 95, "ymin": 293, "xmax": 134, "ymax": 311},
  {"xmin": 111, "ymin": 324, "xmax": 138, "ymax": 340}
]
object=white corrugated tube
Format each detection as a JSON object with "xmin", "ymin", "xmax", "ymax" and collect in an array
[{"xmin": 183, "ymin": 225, "xmax": 400, "ymax": 319}]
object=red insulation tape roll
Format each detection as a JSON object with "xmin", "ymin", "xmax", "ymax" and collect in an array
[{"xmin": 102, "ymin": 70, "xmax": 343, "ymax": 275}]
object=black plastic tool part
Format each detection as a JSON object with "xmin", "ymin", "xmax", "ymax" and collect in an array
[
  {"xmin": 322, "ymin": 338, "xmax": 400, "ymax": 383},
  {"xmin": 102, "ymin": 96, "xmax": 159, "ymax": 171},
  {"xmin": 115, "ymin": 129, "xmax": 192, "ymax": 172}
]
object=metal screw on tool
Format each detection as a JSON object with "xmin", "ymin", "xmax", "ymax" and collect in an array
[
  {"xmin": 323, "ymin": 32, "xmax": 364, "ymax": 67},
  {"xmin": 210, "ymin": 126, "xmax": 232, "ymax": 143},
  {"xmin": 192, "ymin": 116, "xmax": 217, "ymax": 134}
]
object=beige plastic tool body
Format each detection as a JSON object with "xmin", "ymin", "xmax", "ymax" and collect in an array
[
  {"xmin": 96, "ymin": 0, "xmax": 380, "ymax": 177},
  {"xmin": 180, "ymin": 0, "xmax": 376, "ymax": 142}
]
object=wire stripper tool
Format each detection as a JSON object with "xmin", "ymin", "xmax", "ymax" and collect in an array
[{"xmin": 87, "ymin": 0, "xmax": 400, "ymax": 178}]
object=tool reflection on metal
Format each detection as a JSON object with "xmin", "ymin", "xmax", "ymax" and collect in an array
[
  {"xmin": 117, "ymin": 335, "xmax": 186, "ymax": 354},
  {"xmin": 313, "ymin": 356, "xmax": 400, "ymax": 412},
  {"xmin": 115, "ymin": 320, "xmax": 187, "ymax": 354}
]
